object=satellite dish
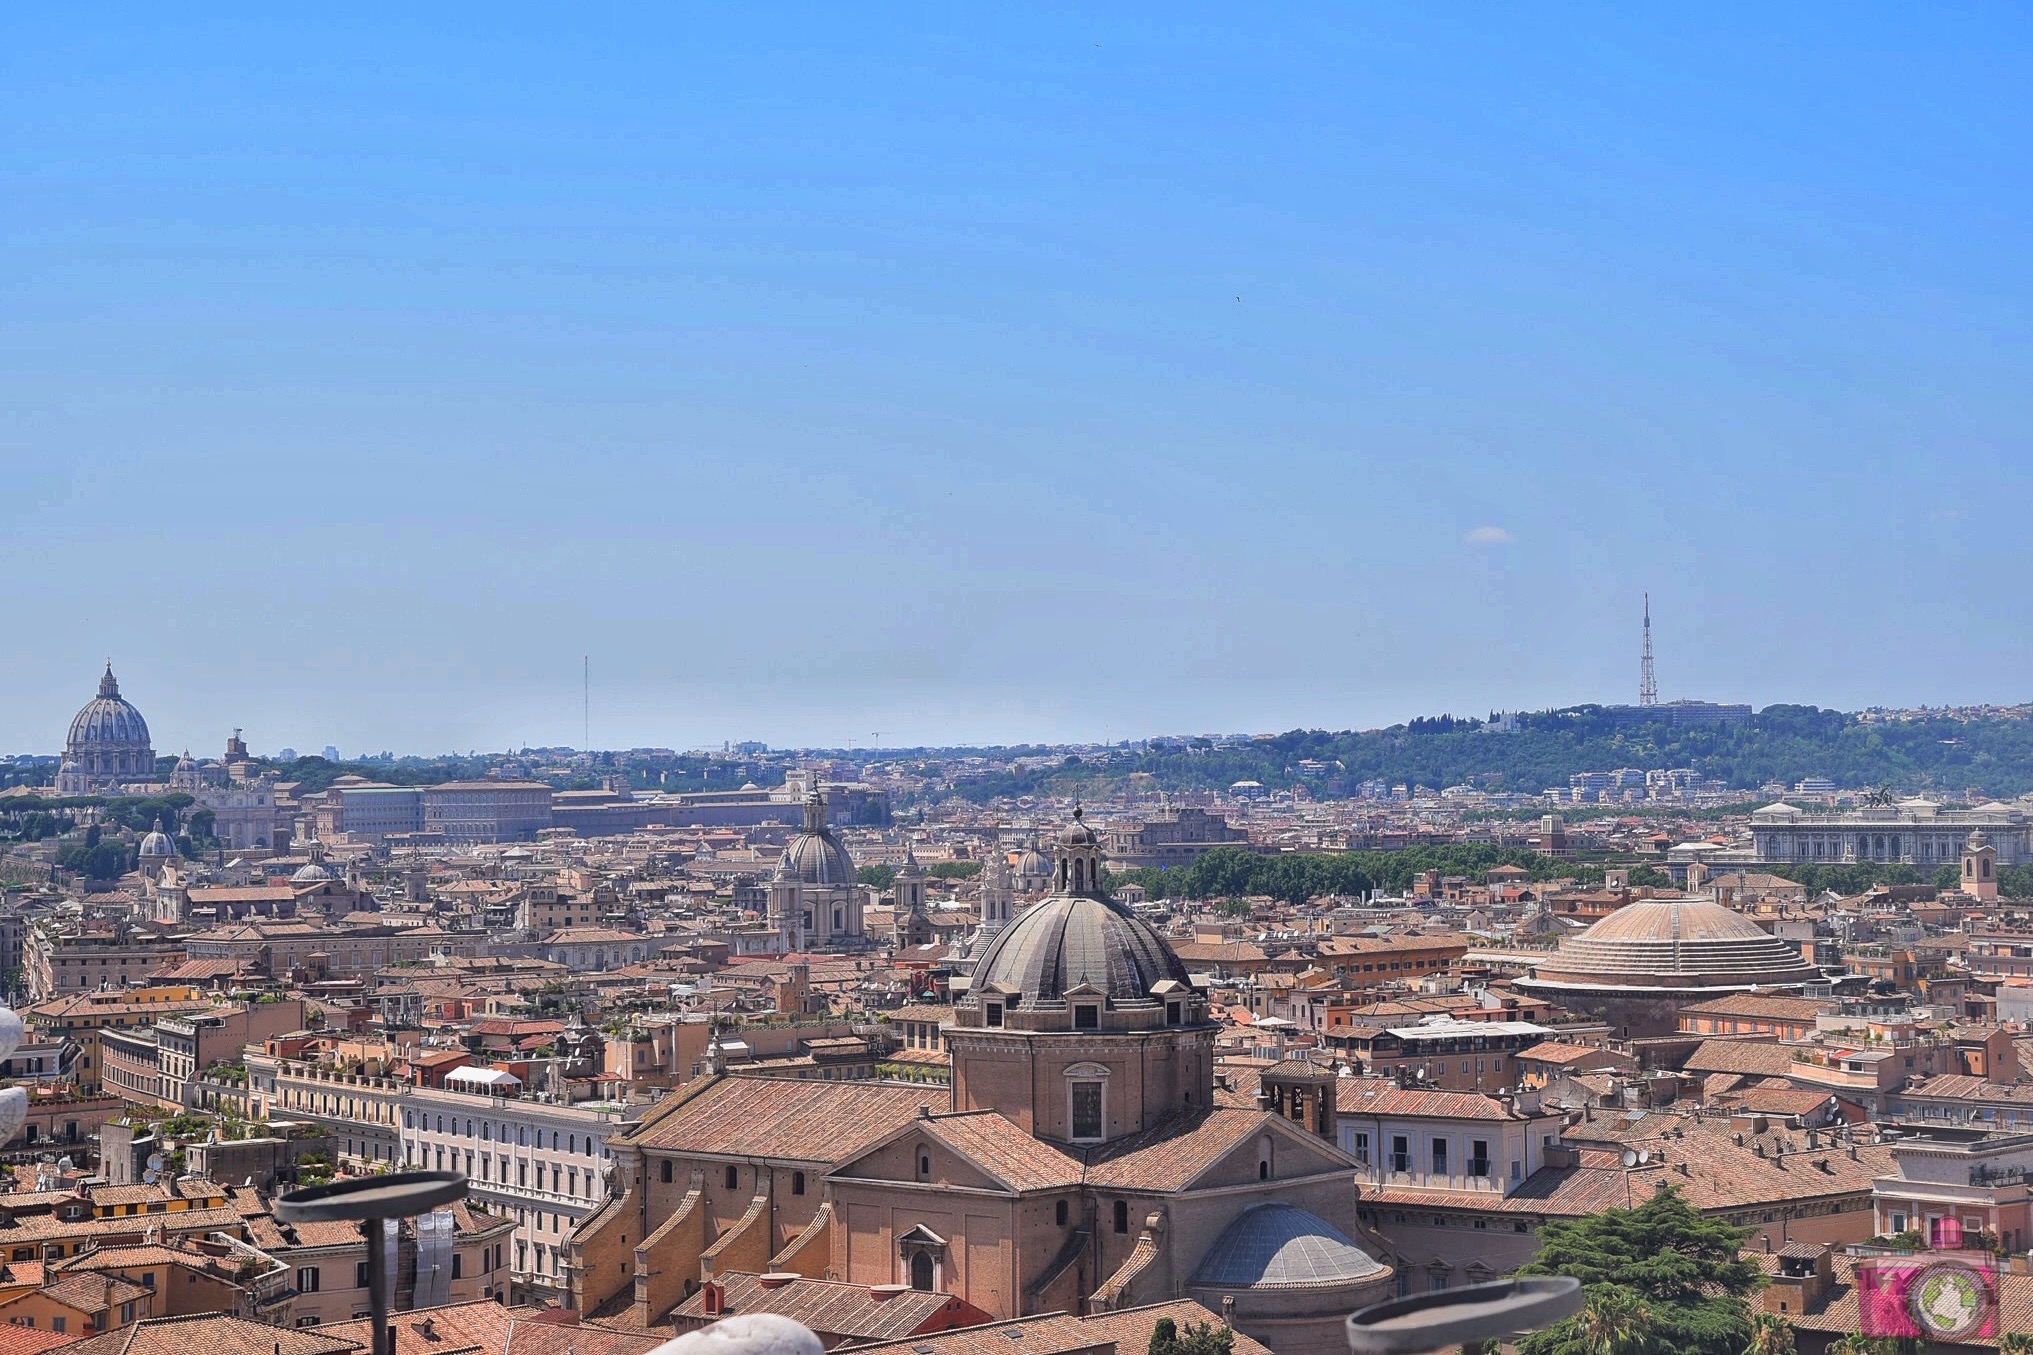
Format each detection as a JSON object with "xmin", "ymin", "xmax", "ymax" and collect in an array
[
  {"xmin": 57, "ymin": 1156, "xmax": 73, "ymax": 1173},
  {"xmin": 1638, "ymin": 1151, "xmax": 1650, "ymax": 1165},
  {"xmin": 146, "ymin": 1154, "xmax": 164, "ymax": 1171},
  {"xmin": 1621, "ymin": 1149, "xmax": 1638, "ymax": 1168},
  {"xmin": 142, "ymin": 1170, "xmax": 159, "ymax": 1185}
]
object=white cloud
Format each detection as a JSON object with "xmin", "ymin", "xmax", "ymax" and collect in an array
[{"xmin": 1464, "ymin": 525, "xmax": 1515, "ymax": 547}]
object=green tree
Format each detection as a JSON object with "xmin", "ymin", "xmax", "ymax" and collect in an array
[
  {"xmin": 1519, "ymin": 1184, "xmax": 1759, "ymax": 1355},
  {"xmin": 928, "ymin": 861, "xmax": 981, "ymax": 880},
  {"xmin": 1996, "ymin": 1333, "xmax": 2033, "ymax": 1355},
  {"xmin": 857, "ymin": 864, "xmax": 896, "ymax": 891},
  {"xmin": 1575, "ymin": 1285, "xmax": 1655, "ymax": 1355},
  {"xmin": 1743, "ymin": 1313, "xmax": 1794, "ymax": 1355},
  {"xmin": 1148, "ymin": 1318, "xmax": 1232, "ymax": 1355}
]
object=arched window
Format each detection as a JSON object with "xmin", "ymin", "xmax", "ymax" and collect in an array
[
  {"xmin": 1055, "ymin": 1200, "xmax": 1068, "ymax": 1226},
  {"xmin": 792, "ymin": 1171, "xmax": 806, "ymax": 1195},
  {"xmin": 917, "ymin": 1151, "xmax": 931, "ymax": 1182},
  {"xmin": 725, "ymin": 1164, "xmax": 738, "ymax": 1190},
  {"xmin": 910, "ymin": 1250, "xmax": 935, "ymax": 1292}
]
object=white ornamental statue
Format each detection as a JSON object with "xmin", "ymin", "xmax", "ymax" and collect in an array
[{"xmin": 0, "ymin": 1004, "xmax": 27, "ymax": 1144}]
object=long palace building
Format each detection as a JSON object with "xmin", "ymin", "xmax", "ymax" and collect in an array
[{"xmin": 1750, "ymin": 798, "xmax": 2033, "ymax": 867}]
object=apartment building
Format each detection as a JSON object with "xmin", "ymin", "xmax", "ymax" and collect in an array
[{"xmin": 398, "ymin": 1081, "xmax": 632, "ymax": 1301}]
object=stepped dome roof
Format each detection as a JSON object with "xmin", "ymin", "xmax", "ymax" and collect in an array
[{"xmin": 1520, "ymin": 896, "xmax": 1820, "ymax": 993}]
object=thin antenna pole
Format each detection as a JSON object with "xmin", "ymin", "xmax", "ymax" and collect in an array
[{"xmin": 1639, "ymin": 593, "xmax": 1658, "ymax": 707}]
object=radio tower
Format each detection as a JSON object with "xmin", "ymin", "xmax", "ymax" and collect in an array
[{"xmin": 1638, "ymin": 593, "xmax": 1658, "ymax": 707}]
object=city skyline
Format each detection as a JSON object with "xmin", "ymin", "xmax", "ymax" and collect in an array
[{"xmin": 8, "ymin": 8, "xmax": 2032, "ymax": 751}]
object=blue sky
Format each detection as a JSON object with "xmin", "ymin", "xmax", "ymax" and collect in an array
[{"xmin": 4, "ymin": 6, "xmax": 2031, "ymax": 755}]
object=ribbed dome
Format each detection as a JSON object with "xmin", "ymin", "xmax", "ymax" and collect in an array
[
  {"xmin": 970, "ymin": 893, "xmax": 1190, "ymax": 1007},
  {"xmin": 1014, "ymin": 844, "xmax": 1053, "ymax": 879},
  {"xmin": 292, "ymin": 862, "xmax": 334, "ymax": 885},
  {"xmin": 1190, "ymin": 1203, "xmax": 1387, "ymax": 1288},
  {"xmin": 138, "ymin": 824, "xmax": 175, "ymax": 858},
  {"xmin": 1523, "ymin": 896, "xmax": 1821, "ymax": 992},
  {"xmin": 774, "ymin": 791, "xmax": 855, "ymax": 886},
  {"xmin": 777, "ymin": 832, "xmax": 855, "ymax": 886},
  {"xmin": 67, "ymin": 667, "xmax": 150, "ymax": 750}
]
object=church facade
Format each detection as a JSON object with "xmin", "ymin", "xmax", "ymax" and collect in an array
[{"xmin": 567, "ymin": 813, "xmax": 1391, "ymax": 1355}]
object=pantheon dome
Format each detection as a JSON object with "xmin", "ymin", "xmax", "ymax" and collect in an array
[
  {"xmin": 57, "ymin": 665, "xmax": 155, "ymax": 795},
  {"xmin": 1518, "ymin": 895, "xmax": 1821, "ymax": 994}
]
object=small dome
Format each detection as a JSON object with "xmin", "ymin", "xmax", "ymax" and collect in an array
[
  {"xmin": 1191, "ymin": 1203, "xmax": 1387, "ymax": 1288},
  {"xmin": 1057, "ymin": 804, "xmax": 1099, "ymax": 849},
  {"xmin": 775, "ymin": 791, "xmax": 855, "ymax": 886},
  {"xmin": 969, "ymin": 893, "xmax": 1190, "ymax": 1008},
  {"xmin": 292, "ymin": 862, "xmax": 334, "ymax": 885},
  {"xmin": 139, "ymin": 825, "xmax": 175, "ymax": 858},
  {"xmin": 1015, "ymin": 844, "xmax": 1053, "ymax": 879},
  {"xmin": 1521, "ymin": 896, "xmax": 1820, "ymax": 992}
]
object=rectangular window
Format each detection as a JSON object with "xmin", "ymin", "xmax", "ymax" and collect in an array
[
  {"xmin": 1469, "ymin": 1140, "xmax": 1490, "ymax": 1177},
  {"xmin": 1074, "ymin": 1005, "xmax": 1099, "ymax": 1030},
  {"xmin": 1432, "ymin": 1140, "xmax": 1448, "ymax": 1176},
  {"xmin": 297, "ymin": 1267, "xmax": 320, "ymax": 1293},
  {"xmin": 1391, "ymin": 1136, "xmax": 1410, "ymax": 1173},
  {"xmin": 1071, "ymin": 1081, "xmax": 1103, "ymax": 1140},
  {"xmin": 1351, "ymin": 1131, "xmax": 1369, "ymax": 1164},
  {"xmin": 985, "ymin": 1004, "xmax": 1003, "ymax": 1028}
]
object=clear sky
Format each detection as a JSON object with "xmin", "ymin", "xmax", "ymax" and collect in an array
[{"xmin": 5, "ymin": 6, "xmax": 2031, "ymax": 757}]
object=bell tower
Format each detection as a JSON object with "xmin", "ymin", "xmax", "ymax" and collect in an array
[{"xmin": 1962, "ymin": 830, "xmax": 1999, "ymax": 902}]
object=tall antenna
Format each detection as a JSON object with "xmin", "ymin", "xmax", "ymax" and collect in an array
[
  {"xmin": 583, "ymin": 655, "xmax": 590, "ymax": 751},
  {"xmin": 1638, "ymin": 594, "xmax": 1658, "ymax": 707}
]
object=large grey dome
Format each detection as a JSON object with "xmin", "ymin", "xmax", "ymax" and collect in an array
[
  {"xmin": 1191, "ymin": 1203, "xmax": 1387, "ymax": 1288},
  {"xmin": 774, "ymin": 790, "xmax": 855, "ymax": 886},
  {"xmin": 970, "ymin": 893, "xmax": 1190, "ymax": 1008},
  {"xmin": 58, "ymin": 665, "xmax": 156, "ymax": 794},
  {"xmin": 67, "ymin": 666, "xmax": 150, "ymax": 749},
  {"xmin": 1519, "ymin": 896, "xmax": 1821, "ymax": 993}
]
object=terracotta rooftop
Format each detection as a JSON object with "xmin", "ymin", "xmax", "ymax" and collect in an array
[{"xmin": 628, "ymin": 1074, "xmax": 940, "ymax": 1164}]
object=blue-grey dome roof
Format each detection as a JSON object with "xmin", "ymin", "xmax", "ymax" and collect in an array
[
  {"xmin": 1190, "ymin": 1203, "xmax": 1387, "ymax": 1288},
  {"xmin": 969, "ymin": 893, "xmax": 1190, "ymax": 1007},
  {"xmin": 775, "ymin": 790, "xmax": 855, "ymax": 886},
  {"xmin": 776, "ymin": 832, "xmax": 855, "ymax": 886},
  {"xmin": 139, "ymin": 827, "xmax": 175, "ymax": 858},
  {"xmin": 67, "ymin": 666, "xmax": 150, "ymax": 751}
]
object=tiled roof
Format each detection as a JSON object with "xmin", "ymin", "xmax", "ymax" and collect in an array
[
  {"xmin": 919, "ymin": 1114, "xmax": 1084, "ymax": 1191},
  {"xmin": 629, "ymin": 1075, "xmax": 940, "ymax": 1164},
  {"xmin": 0, "ymin": 1327, "xmax": 73, "ymax": 1355},
  {"xmin": 1371, "ymin": 1118, "xmax": 1892, "ymax": 1218},
  {"xmin": 324, "ymin": 1300, "xmax": 514, "ymax": 1354},
  {"xmin": 59, "ymin": 1312, "xmax": 359, "ymax": 1355},
  {"xmin": 672, "ymin": 1271, "xmax": 959, "ymax": 1340},
  {"xmin": 1902, "ymin": 1074, "xmax": 2033, "ymax": 1105},
  {"xmin": 1084, "ymin": 1109, "xmax": 1271, "ymax": 1191},
  {"xmin": 1680, "ymin": 1040, "xmax": 1796, "ymax": 1078},
  {"xmin": 1337, "ymin": 1081, "xmax": 1527, "ymax": 1121}
]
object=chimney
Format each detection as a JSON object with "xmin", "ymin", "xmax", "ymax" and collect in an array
[
  {"xmin": 758, "ymin": 1273, "xmax": 798, "ymax": 1290},
  {"xmin": 869, "ymin": 1284, "xmax": 909, "ymax": 1303},
  {"xmin": 701, "ymin": 1282, "xmax": 724, "ymax": 1316}
]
